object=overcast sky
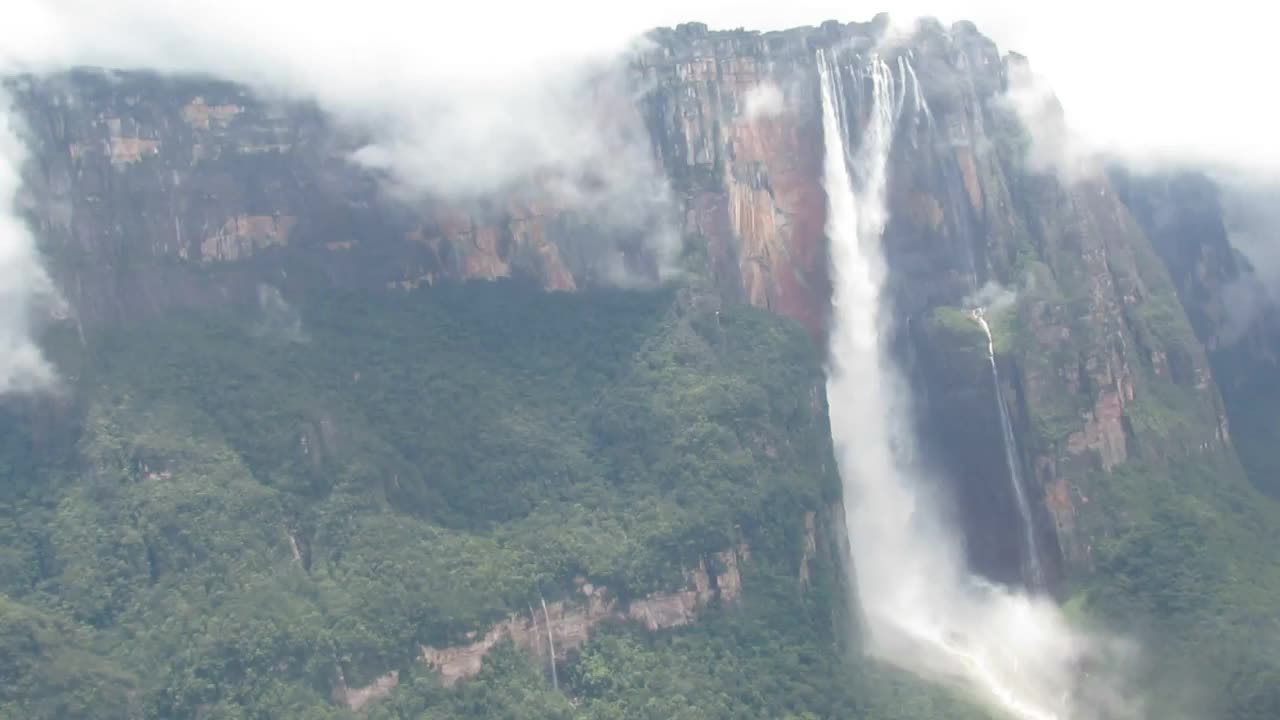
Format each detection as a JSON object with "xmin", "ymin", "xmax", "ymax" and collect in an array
[{"xmin": 4, "ymin": 0, "xmax": 1277, "ymax": 182}]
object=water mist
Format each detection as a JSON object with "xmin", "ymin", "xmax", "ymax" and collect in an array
[
  {"xmin": 0, "ymin": 95, "xmax": 59, "ymax": 394},
  {"xmin": 818, "ymin": 48, "xmax": 1127, "ymax": 720}
]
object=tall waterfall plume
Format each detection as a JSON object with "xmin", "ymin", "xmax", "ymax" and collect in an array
[
  {"xmin": 817, "ymin": 47, "xmax": 1125, "ymax": 720},
  {"xmin": 973, "ymin": 309, "xmax": 1045, "ymax": 591}
]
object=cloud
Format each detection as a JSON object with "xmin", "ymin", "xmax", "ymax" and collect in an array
[
  {"xmin": 1221, "ymin": 177, "xmax": 1280, "ymax": 298},
  {"xmin": 1, "ymin": 1, "xmax": 664, "ymax": 199},
  {"xmin": 964, "ymin": 280, "xmax": 1017, "ymax": 314},
  {"xmin": 997, "ymin": 57, "xmax": 1099, "ymax": 183},
  {"xmin": 5, "ymin": 1, "xmax": 1274, "ymax": 188},
  {"xmin": 0, "ymin": 91, "xmax": 59, "ymax": 394},
  {"xmin": 1216, "ymin": 175, "xmax": 1280, "ymax": 343},
  {"xmin": 743, "ymin": 82, "xmax": 786, "ymax": 120},
  {"xmin": 5, "ymin": 4, "xmax": 1277, "ymax": 185},
  {"xmin": 879, "ymin": 1, "xmax": 1278, "ymax": 183}
]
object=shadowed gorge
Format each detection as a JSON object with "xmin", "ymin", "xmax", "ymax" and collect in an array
[{"xmin": 1, "ymin": 11, "xmax": 1279, "ymax": 720}]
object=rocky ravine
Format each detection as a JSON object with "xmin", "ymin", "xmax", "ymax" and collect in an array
[{"xmin": 10, "ymin": 17, "xmax": 1233, "ymax": 593}]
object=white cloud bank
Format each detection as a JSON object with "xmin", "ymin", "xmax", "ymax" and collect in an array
[{"xmin": 998, "ymin": 59, "xmax": 1100, "ymax": 184}]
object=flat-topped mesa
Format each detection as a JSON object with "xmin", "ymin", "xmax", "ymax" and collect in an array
[{"xmin": 8, "ymin": 14, "xmax": 1230, "ymax": 589}]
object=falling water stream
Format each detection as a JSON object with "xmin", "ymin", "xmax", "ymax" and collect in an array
[
  {"xmin": 539, "ymin": 595, "xmax": 559, "ymax": 690},
  {"xmin": 818, "ymin": 47, "xmax": 1086, "ymax": 720},
  {"xmin": 973, "ymin": 309, "xmax": 1045, "ymax": 591}
]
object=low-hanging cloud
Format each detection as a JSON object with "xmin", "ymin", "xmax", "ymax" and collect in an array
[
  {"xmin": 2, "ymin": 1, "xmax": 675, "ymax": 201},
  {"xmin": 870, "ymin": 0, "xmax": 1278, "ymax": 184},
  {"xmin": 1216, "ymin": 176, "xmax": 1280, "ymax": 344},
  {"xmin": 0, "ymin": 92, "xmax": 59, "ymax": 394},
  {"xmin": 964, "ymin": 280, "xmax": 1018, "ymax": 314},
  {"xmin": 997, "ymin": 58, "xmax": 1099, "ymax": 184},
  {"xmin": 1224, "ymin": 182, "xmax": 1280, "ymax": 299},
  {"xmin": 7, "ymin": 1, "xmax": 1271, "ymax": 183},
  {"xmin": 3, "ymin": 0, "xmax": 696, "ymax": 290},
  {"xmin": 743, "ymin": 81, "xmax": 786, "ymax": 120}
]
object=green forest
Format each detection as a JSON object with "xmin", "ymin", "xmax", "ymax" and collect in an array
[
  {"xmin": 0, "ymin": 279, "xmax": 996, "ymax": 719},
  {"xmin": 1, "ymin": 277, "xmax": 1279, "ymax": 719}
]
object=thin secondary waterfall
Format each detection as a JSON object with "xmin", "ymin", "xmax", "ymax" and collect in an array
[
  {"xmin": 973, "ymin": 309, "xmax": 1045, "ymax": 591},
  {"xmin": 819, "ymin": 47, "xmax": 1089, "ymax": 720},
  {"xmin": 539, "ymin": 595, "xmax": 559, "ymax": 690}
]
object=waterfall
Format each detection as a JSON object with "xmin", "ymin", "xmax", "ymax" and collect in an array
[
  {"xmin": 902, "ymin": 53, "xmax": 934, "ymax": 129},
  {"xmin": 539, "ymin": 595, "xmax": 559, "ymax": 691},
  {"xmin": 819, "ymin": 46, "xmax": 926, "ymax": 633},
  {"xmin": 818, "ymin": 47, "xmax": 1091, "ymax": 720},
  {"xmin": 973, "ymin": 309, "xmax": 1045, "ymax": 590}
]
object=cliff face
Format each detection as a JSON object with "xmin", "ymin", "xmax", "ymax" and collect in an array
[
  {"xmin": 1113, "ymin": 170, "xmax": 1280, "ymax": 497},
  {"xmin": 8, "ymin": 71, "xmax": 639, "ymax": 331},
  {"xmin": 635, "ymin": 19, "xmax": 1231, "ymax": 586},
  {"xmin": 8, "ymin": 18, "xmax": 1234, "ymax": 588}
]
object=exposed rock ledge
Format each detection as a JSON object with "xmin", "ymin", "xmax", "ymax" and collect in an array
[
  {"xmin": 331, "ymin": 667, "xmax": 400, "ymax": 712},
  {"xmin": 420, "ymin": 547, "xmax": 746, "ymax": 688}
]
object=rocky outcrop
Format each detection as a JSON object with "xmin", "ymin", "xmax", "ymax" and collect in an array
[
  {"xmin": 200, "ymin": 214, "xmax": 296, "ymax": 262},
  {"xmin": 331, "ymin": 669, "xmax": 399, "ymax": 712},
  {"xmin": 420, "ymin": 548, "xmax": 746, "ymax": 687}
]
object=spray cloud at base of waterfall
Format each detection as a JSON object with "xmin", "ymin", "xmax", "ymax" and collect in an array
[
  {"xmin": 818, "ymin": 46, "xmax": 1138, "ymax": 720},
  {"xmin": 996, "ymin": 56, "xmax": 1100, "ymax": 186}
]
